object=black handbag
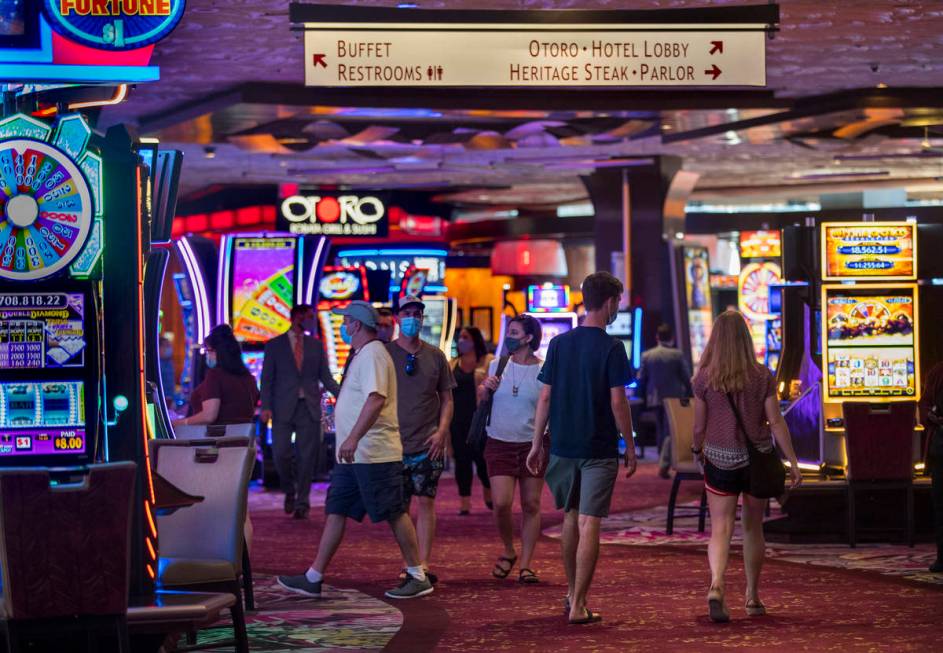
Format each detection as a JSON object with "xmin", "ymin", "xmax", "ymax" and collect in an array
[
  {"xmin": 467, "ymin": 356, "xmax": 510, "ymax": 454},
  {"xmin": 726, "ymin": 392, "xmax": 786, "ymax": 499}
]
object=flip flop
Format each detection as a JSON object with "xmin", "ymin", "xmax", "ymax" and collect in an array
[
  {"xmin": 745, "ymin": 599, "xmax": 766, "ymax": 617},
  {"xmin": 491, "ymin": 555, "xmax": 517, "ymax": 579},
  {"xmin": 568, "ymin": 607, "xmax": 602, "ymax": 625},
  {"xmin": 707, "ymin": 588, "xmax": 730, "ymax": 623},
  {"xmin": 518, "ymin": 568, "xmax": 539, "ymax": 584}
]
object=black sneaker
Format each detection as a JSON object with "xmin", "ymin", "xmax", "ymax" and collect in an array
[
  {"xmin": 398, "ymin": 568, "xmax": 438, "ymax": 585},
  {"xmin": 930, "ymin": 559, "xmax": 943, "ymax": 574},
  {"xmin": 284, "ymin": 494, "xmax": 296, "ymax": 515},
  {"xmin": 385, "ymin": 574, "xmax": 433, "ymax": 600},
  {"xmin": 277, "ymin": 573, "xmax": 322, "ymax": 598},
  {"xmin": 292, "ymin": 505, "xmax": 310, "ymax": 519}
]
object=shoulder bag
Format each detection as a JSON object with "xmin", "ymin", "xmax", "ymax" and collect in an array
[
  {"xmin": 467, "ymin": 356, "xmax": 510, "ymax": 454},
  {"xmin": 725, "ymin": 392, "xmax": 786, "ymax": 499}
]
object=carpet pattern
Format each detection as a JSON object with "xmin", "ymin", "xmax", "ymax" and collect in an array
[
  {"xmin": 241, "ymin": 462, "xmax": 943, "ymax": 652},
  {"xmin": 543, "ymin": 499, "xmax": 943, "ymax": 586},
  {"xmin": 195, "ymin": 577, "xmax": 401, "ymax": 652}
]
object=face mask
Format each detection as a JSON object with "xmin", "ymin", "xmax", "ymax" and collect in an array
[
  {"xmin": 504, "ymin": 336, "xmax": 523, "ymax": 354},
  {"xmin": 457, "ymin": 340, "xmax": 474, "ymax": 355},
  {"xmin": 607, "ymin": 302, "xmax": 619, "ymax": 326},
  {"xmin": 400, "ymin": 317, "xmax": 421, "ymax": 338},
  {"xmin": 340, "ymin": 323, "xmax": 353, "ymax": 345},
  {"xmin": 205, "ymin": 351, "xmax": 218, "ymax": 369}
]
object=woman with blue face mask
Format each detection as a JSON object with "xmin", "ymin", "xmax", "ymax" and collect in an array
[
  {"xmin": 478, "ymin": 315, "xmax": 547, "ymax": 584},
  {"xmin": 172, "ymin": 324, "xmax": 260, "ymax": 429}
]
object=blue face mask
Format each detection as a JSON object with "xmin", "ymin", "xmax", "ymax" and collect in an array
[
  {"xmin": 400, "ymin": 316, "xmax": 421, "ymax": 338},
  {"xmin": 205, "ymin": 351, "xmax": 217, "ymax": 369},
  {"xmin": 340, "ymin": 323, "xmax": 353, "ymax": 345}
]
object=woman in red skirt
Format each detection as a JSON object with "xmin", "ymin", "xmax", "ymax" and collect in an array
[{"xmin": 479, "ymin": 314, "xmax": 547, "ymax": 584}]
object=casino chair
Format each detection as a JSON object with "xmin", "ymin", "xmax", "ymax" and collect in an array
[
  {"xmin": 842, "ymin": 401, "xmax": 917, "ymax": 548},
  {"xmin": 151, "ymin": 437, "xmax": 255, "ymax": 653},
  {"xmin": 0, "ymin": 463, "xmax": 136, "ymax": 653},
  {"xmin": 663, "ymin": 398, "xmax": 708, "ymax": 535}
]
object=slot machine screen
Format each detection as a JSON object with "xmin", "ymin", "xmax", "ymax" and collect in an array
[
  {"xmin": 823, "ymin": 287, "xmax": 916, "ymax": 399},
  {"xmin": 532, "ymin": 315, "xmax": 576, "ymax": 362},
  {"xmin": 241, "ymin": 351, "xmax": 265, "ymax": 384},
  {"xmin": 822, "ymin": 222, "xmax": 916, "ymax": 281},
  {"xmin": 527, "ymin": 285, "xmax": 570, "ymax": 313},
  {"xmin": 0, "ymin": 381, "xmax": 86, "ymax": 457},
  {"xmin": 318, "ymin": 268, "xmax": 367, "ymax": 303},
  {"xmin": 230, "ymin": 237, "xmax": 295, "ymax": 344},
  {"xmin": 420, "ymin": 297, "xmax": 446, "ymax": 348},
  {"xmin": 605, "ymin": 310, "xmax": 634, "ymax": 367},
  {"xmin": 0, "ymin": 292, "xmax": 86, "ymax": 370}
]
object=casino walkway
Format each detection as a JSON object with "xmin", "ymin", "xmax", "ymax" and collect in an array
[{"xmin": 218, "ymin": 461, "xmax": 942, "ymax": 652}]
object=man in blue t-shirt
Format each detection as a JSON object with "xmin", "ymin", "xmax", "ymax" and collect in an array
[{"xmin": 527, "ymin": 271, "xmax": 637, "ymax": 625}]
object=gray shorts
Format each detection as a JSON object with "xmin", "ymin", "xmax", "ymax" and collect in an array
[{"xmin": 545, "ymin": 455, "xmax": 619, "ymax": 518}]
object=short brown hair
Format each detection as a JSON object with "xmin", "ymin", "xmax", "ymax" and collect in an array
[{"xmin": 581, "ymin": 272, "xmax": 623, "ymax": 311}]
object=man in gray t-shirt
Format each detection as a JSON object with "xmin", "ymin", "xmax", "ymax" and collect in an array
[{"xmin": 386, "ymin": 295, "xmax": 456, "ymax": 579}]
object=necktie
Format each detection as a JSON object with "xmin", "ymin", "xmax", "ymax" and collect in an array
[{"xmin": 293, "ymin": 333, "xmax": 304, "ymax": 371}]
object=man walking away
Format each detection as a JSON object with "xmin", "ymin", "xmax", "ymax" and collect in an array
[
  {"xmin": 277, "ymin": 301, "xmax": 432, "ymax": 600},
  {"xmin": 638, "ymin": 323, "xmax": 693, "ymax": 478},
  {"xmin": 527, "ymin": 271, "xmax": 637, "ymax": 625},
  {"xmin": 261, "ymin": 304, "xmax": 341, "ymax": 519},
  {"xmin": 386, "ymin": 295, "xmax": 455, "ymax": 581}
]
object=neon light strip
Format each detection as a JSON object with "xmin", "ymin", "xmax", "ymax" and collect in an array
[
  {"xmin": 305, "ymin": 236, "xmax": 329, "ymax": 305},
  {"xmin": 296, "ymin": 236, "xmax": 306, "ymax": 305},
  {"xmin": 337, "ymin": 248, "xmax": 448, "ymax": 258},
  {"xmin": 0, "ymin": 64, "xmax": 159, "ymax": 83},
  {"xmin": 177, "ymin": 238, "xmax": 210, "ymax": 344},
  {"xmin": 69, "ymin": 84, "xmax": 128, "ymax": 110},
  {"xmin": 633, "ymin": 306, "xmax": 643, "ymax": 371},
  {"xmin": 134, "ymin": 168, "xmax": 156, "ymax": 507}
]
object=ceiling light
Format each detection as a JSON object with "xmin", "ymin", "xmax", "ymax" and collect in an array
[
  {"xmin": 661, "ymin": 124, "xmax": 673, "ymax": 131},
  {"xmin": 203, "ymin": 146, "xmax": 216, "ymax": 159},
  {"xmin": 877, "ymin": 82, "xmax": 888, "ymax": 88}
]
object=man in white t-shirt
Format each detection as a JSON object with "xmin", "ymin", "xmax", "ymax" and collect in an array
[{"xmin": 278, "ymin": 301, "xmax": 433, "ymax": 600}]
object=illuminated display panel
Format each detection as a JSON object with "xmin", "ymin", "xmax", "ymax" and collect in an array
[
  {"xmin": 318, "ymin": 266, "xmax": 367, "ymax": 303},
  {"xmin": 683, "ymin": 247, "xmax": 713, "ymax": 364},
  {"xmin": 420, "ymin": 297, "xmax": 447, "ymax": 349},
  {"xmin": 318, "ymin": 310, "xmax": 350, "ymax": 379},
  {"xmin": 241, "ymin": 351, "xmax": 265, "ymax": 385},
  {"xmin": 821, "ymin": 222, "xmax": 916, "ymax": 281},
  {"xmin": 230, "ymin": 237, "xmax": 295, "ymax": 344},
  {"xmin": 530, "ymin": 313, "xmax": 578, "ymax": 362},
  {"xmin": 740, "ymin": 230, "xmax": 782, "ymax": 259},
  {"xmin": 527, "ymin": 284, "xmax": 570, "ymax": 313},
  {"xmin": 822, "ymin": 285, "xmax": 919, "ymax": 401},
  {"xmin": 0, "ymin": 380, "xmax": 86, "ymax": 457},
  {"xmin": 605, "ymin": 309, "xmax": 634, "ymax": 368},
  {"xmin": 0, "ymin": 291, "xmax": 85, "ymax": 369}
]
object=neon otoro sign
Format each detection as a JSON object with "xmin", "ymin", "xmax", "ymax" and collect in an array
[
  {"xmin": 43, "ymin": 0, "xmax": 186, "ymax": 51},
  {"xmin": 278, "ymin": 193, "xmax": 389, "ymax": 237}
]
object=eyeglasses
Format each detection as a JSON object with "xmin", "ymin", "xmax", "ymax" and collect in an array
[{"xmin": 405, "ymin": 353, "xmax": 417, "ymax": 376}]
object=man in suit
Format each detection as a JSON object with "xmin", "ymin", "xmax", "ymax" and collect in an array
[
  {"xmin": 638, "ymin": 324, "xmax": 693, "ymax": 478},
  {"xmin": 261, "ymin": 304, "xmax": 341, "ymax": 518}
]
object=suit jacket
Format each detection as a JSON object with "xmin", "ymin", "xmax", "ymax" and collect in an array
[
  {"xmin": 260, "ymin": 331, "xmax": 341, "ymax": 420},
  {"xmin": 638, "ymin": 344, "xmax": 693, "ymax": 407}
]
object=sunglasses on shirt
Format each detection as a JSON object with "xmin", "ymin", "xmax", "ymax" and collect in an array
[{"xmin": 405, "ymin": 352, "xmax": 417, "ymax": 376}]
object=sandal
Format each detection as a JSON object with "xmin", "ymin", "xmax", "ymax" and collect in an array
[
  {"xmin": 518, "ymin": 568, "xmax": 539, "ymax": 584},
  {"xmin": 707, "ymin": 587, "xmax": 730, "ymax": 623},
  {"xmin": 745, "ymin": 599, "xmax": 766, "ymax": 617},
  {"xmin": 568, "ymin": 607, "xmax": 602, "ymax": 625},
  {"xmin": 491, "ymin": 555, "xmax": 517, "ymax": 579}
]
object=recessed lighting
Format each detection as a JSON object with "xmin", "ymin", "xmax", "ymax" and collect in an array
[
  {"xmin": 661, "ymin": 124, "xmax": 673, "ymax": 131},
  {"xmin": 203, "ymin": 146, "xmax": 216, "ymax": 159},
  {"xmin": 877, "ymin": 82, "xmax": 888, "ymax": 88}
]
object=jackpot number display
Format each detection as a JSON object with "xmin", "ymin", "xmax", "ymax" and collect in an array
[{"xmin": 0, "ymin": 140, "xmax": 93, "ymax": 281}]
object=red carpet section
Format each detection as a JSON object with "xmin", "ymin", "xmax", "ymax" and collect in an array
[{"xmin": 249, "ymin": 463, "xmax": 943, "ymax": 652}]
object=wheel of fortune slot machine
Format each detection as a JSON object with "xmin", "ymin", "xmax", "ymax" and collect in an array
[{"xmin": 0, "ymin": 111, "xmax": 157, "ymax": 593}]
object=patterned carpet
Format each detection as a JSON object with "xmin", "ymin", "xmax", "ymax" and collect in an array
[
  {"xmin": 232, "ymin": 461, "xmax": 943, "ymax": 652},
  {"xmin": 197, "ymin": 579, "xmax": 402, "ymax": 652},
  {"xmin": 544, "ymin": 499, "xmax": 943, "ymax": 586}
]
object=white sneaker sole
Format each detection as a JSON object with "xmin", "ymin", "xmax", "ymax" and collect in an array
[
  {"xmin": 385, "ymin": 585, "xmax": 434, "ymax": 600},
  {"xmin": 276, "ymin": 578, "xmax": 322, "ymax": 599}
]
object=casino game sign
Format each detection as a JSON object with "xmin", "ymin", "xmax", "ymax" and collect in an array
[{"xmin": 43, "ymin": 0, "xmax": 186, "ymax": 51}]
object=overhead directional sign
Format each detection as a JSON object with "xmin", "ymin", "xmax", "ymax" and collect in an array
[
  {"xmin": 292, "ymin": 4, "xmax": 777, "ymax": 88},
  {"xmin": 302, "ymin": 30, "xmax": 765, "ymax": 87}
]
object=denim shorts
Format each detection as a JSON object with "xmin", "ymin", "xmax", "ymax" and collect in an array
[{"xmin": 326, "ymin": 461, "xmax": 405, "ymax": 523}]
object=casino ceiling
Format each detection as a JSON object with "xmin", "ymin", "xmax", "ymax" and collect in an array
[{"xmin": 99, "ymin": 1, "xmax": 943, "ymax": 210}]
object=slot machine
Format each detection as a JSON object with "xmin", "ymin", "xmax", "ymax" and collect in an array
[
  {"xmin": 738, "ymin": 230, "xmax": 783, "ymax": 363},
  {"xmin": 496, "ymin": 284, "xmax": 578, "ymax": 361},
  {"xmin": 0, "ymin": 112, "xmax": 156, "ymax": 591},
  {"xmin": 317, "ymin": 265, "xmax": 370, "ymax": 379},
  {"xmin": 671, "ymin": 245, "xmax": 715, "ymax": 367},
  {"xmin": 418, "ymin": 295, "xmax": 458, "ymax": 354},
  {"xmin": 606, "ymin": 307, "xmax": 644, "ymax": 378}
]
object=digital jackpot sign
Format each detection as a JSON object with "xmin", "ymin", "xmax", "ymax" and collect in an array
[
  {"xmin": 823, "ymin": 286, "xmax": 918, "ymax": 400},
  {"xmin": 527, "ymin": 284, "xmax": 570, "ymax": 313},
  {"xmin": 822, "ymin": 222, "xmax": 916, "ymax": 281}
]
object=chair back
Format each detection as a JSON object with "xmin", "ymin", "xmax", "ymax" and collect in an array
[
  {"xmin": 224, "ymin": 423, "xmax": 255, "ymax": 437},
  {"xmin": 664, "ymin": 398, "xmax": 698, "ymax": 473},
  {"xmin": 0, "ymin": 463, "xmax": 136, "ymax": 620},
  {"xmin": 171, "ymin": 423, "xmax": 255, "ymax": 439},
  {"xmin": 152, "ymin": 437, "xmax": 254, "ymax": 572},
  {"xmin": 172, "ymin": 424, "xmax": 208, "ymax": 439},
  {"xmin": 843, "ymin": 401, "xmax": 916, "ymax": 482}
]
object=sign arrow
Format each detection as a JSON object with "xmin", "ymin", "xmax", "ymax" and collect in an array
[
  {"xmin": 709, "ymin": 40, "xmax": 724, "ymax": 55},
  {"xmin": 312, "ymin": 53, "xmax": 328, "ymax": 68},
  {"xmin": 704, "ymin": 64, "xmax": 722, "ymax": 80}
]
